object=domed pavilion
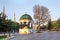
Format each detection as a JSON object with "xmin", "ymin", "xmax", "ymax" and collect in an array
[{"xmin": 19, "ymin": 13, "xmax": 33, "ymax": 34}]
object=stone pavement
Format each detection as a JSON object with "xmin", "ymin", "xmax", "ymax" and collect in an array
[{"xmin": 10, "ymin": 31, "xmax": 60, "ymax": 40}]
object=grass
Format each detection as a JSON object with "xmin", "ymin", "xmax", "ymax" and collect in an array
[{"xmin": 0, "ymin": 35, "xmax": 7, "ymax": 40}]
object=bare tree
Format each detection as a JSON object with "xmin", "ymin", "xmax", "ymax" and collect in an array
[{"xmin": 33, "ymin": 5, "xmax": 50, "ymax": 32}]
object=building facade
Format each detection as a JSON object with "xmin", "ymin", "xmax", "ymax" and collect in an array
[{"xmin": 19, "ymin": 14, "xmax": 33, "ymax": 34}]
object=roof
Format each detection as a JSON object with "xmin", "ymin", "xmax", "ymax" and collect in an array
[{"xmin": 20, "ymin": 14, "xmax": 32, "ymax": 20}]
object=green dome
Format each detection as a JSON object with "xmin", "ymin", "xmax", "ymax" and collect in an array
[{"xmin": 20, "ymin": 14, "xmax": 32, "ymax": 20}]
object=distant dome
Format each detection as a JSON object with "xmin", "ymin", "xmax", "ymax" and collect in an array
[{"xmin": 20, "ymin": 14, "xmax": 32, "ymax": 20}]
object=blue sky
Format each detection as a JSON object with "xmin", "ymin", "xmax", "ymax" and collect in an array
[{"xmin": 0, "ymin": 0, "xmax": 60, "ymax": 22}]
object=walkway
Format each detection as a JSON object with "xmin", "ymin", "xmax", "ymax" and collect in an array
[{"xmin": 10, "ymin": 31, "xmax": 60, "ymax": 40}]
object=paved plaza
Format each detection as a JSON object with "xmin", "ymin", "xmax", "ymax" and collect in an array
[{"xmin": 10, "ymin": 31, "xmax": 60, "ymax": 40}]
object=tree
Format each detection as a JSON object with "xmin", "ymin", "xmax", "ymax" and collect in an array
[
  {"xmin": 52, "ymin": 18, "xmax": 60, "ymax": 31},
  {"xmin": 47, "ymin": 19, "xmax": 52, "ymax": 30},
  {"xmin": 11, "ymin": 21, "xmax": 19, "ymax": 32},
  {"xmin": 0, "ymin": 12, "xmax": 7, "ymax": 36},
  {"xmin": 57, "ymin": 18, "xmax": 60, "ymax": 28},
  {"xmin": 33, "ymin": 5, "xmax": 50, "ymax": 32},
  {"xmin": 0, "ymin": 13, "xmax": 2, "ymax": 32}
]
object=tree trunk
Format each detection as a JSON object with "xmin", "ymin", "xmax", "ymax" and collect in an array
[
  {"xmin": 37, "ymin": 26, "xmax": 40, "ymax": 33},
  {"xmin": 37, "ymin": 18, "xmax": 41, "ymax": 33},
  {"xmin": 9, "ymin": 31, "xmax": 10, "ymax": 37},
  {"xmin": 4, "ymin": 32, "xmax": 5, "ymax": 36}
]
